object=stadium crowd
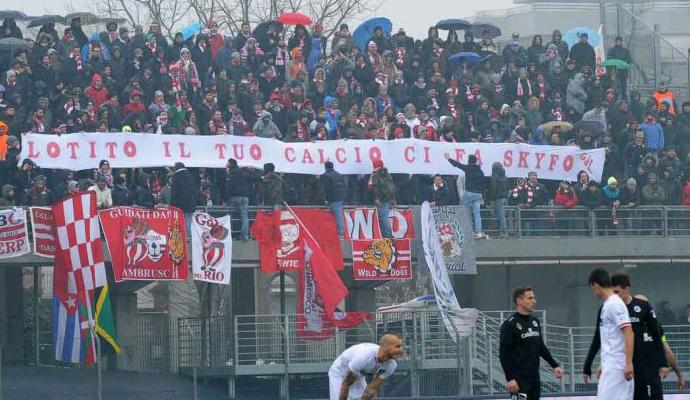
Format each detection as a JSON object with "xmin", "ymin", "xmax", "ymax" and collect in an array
[{"xmin": 2, "ymin": 16, "xmax": 690, "ymax": 238}]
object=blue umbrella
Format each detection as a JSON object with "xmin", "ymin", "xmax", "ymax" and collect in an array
[
  {"xmin": 353, "ymin": 17, "xmax": 392, "ymax": 51},
  {"xmin": 448, "ymin": 51, "xmax": 480, "ymax": 66},
  {"xmin": 563, "ymin": 26, "xmax": 600, "ymax": 48},
  {"xmin": 180, "ymin": 22, "xmax": 203, "ymax": 41},
  {"xmin": 436, "ymin": 18, "xmax": 471, "ymax": 31},
  {"xmin": 469, "ymin": 22, "xmax": 501, "ymax": 39}
]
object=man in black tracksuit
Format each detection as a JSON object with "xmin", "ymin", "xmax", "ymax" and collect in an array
[
  {"xmin": 583, "ymin": 273, "xmax": 668, "ymax": 400},
  {"xmin": 500, "ymin": 287, "xmax": 563, "ymax": 399}
]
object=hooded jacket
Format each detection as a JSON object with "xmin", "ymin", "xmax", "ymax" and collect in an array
[
  {"xmin": 84, "ymin": 73, "xmax": 109, "ymax": 110},
  {"xmin": 0, "ymin": 184, "xmax": 15, "ymax": 207},
  {"xmin": 488, "ymin": 163, "xmax": 508, "ymax": 201},
  {"xmin": 371, "ymin": 167, "xmax": 395, "ymax": 202},
  {"xmin": 252, "ymin": 111, "xmax": 283, "ymax": 139},
  {"xmin": 566, "ymin": 73, "xmax": 587, "ymax": 114}
]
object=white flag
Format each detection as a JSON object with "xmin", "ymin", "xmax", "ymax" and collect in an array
[
  {"xmin": 191, "ymin": 212, "xmax": 232, "ymax": 285},
  {"xmin": 595, "ymin": 24, "xmax": 606, "ymax": 76},
  {"xmin": 420, "ymin": 202, "xmax": 478, "ymax": 339}
]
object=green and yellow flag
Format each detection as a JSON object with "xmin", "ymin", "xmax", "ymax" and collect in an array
[{"xmin": 94, "ymin": 284, "xmax": 121, "ymax": 354}]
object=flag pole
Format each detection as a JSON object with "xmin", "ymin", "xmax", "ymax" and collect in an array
[
  {"xmin": 90, "ymin": 325, "xmax": 103, "ymax": 400},
  {"xmin": 0, "ymin": 338, "xmax": 3, "ymax": 400}
]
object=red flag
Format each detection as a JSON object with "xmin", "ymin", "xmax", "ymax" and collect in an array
[
  {"xmin": 251, "ymin": 208, "xmax": 343, "ymax": 273},
  {"xmin": 290, "ymin": 207, "xmax": 369, "ymax": 340}
]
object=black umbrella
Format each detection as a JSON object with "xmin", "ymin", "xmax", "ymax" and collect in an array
[
  {"xmin": 436, "ymin": 18, "xmax": 471, "ymax": 31},
  {"xmin": 65, "ymin": 12, "xmax": 100, "ymax": 25},
  {"xmin": 27, "ymin": 15, "xmax": 66, "ymax": 28},
  {"xmin": 0, "ymin": 10, "xmax": 29, "ymax": 20},
  {"xmin": 253, "ymin": 20, "xmax": 284, "ymax": 48},
  {"xmin": 573, "ymin": 120, "xmax": 605, "ymax": 138},
  {"xmin": 469, "ymin": 22, "xmax": 501, "ymax": 39}
]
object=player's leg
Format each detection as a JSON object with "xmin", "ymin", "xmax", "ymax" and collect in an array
[
  {"xmin": 516, "ymin": 378, "xmax": 540, "ymax": 400},
  {"xmin": 328, "ymin": 373, "xmax": 343, "ymax": 400},
  {"xmin": 647, "ymin": 369, "xmax": 663, "ymax": 400},
  {"xmin": 599, "ymin": 368, "xmax": 634, "ymax": 400},
  {"xmin": 347, "ymin": 377, "xmax": 368, "ymax": 400},
  {"xmin": 633, "ymin": 363, "xmax": 651, "ymax": 400}
]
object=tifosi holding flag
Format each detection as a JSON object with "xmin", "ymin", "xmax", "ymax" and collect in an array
[
  {"xmin": 0, "ymin": 208, "xmax": 30, "ymax": 259},
  {"xmin": 99, "ymin": 207, "xmax": 188, "ymax": 282},
  {"xmin": 191, "ymin": 212, "xmax": 232, "ymax": 285}
]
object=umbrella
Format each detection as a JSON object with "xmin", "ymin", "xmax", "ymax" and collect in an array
[
  {"xmin": 538, "ymin": 121, "xmax": 573, "ymax": 134},
  {"xmin": 469, "ymin": 22, "xmax": 501, "ymax": 39},
  {"xmin": 448, "ymin": 51, "xmax": 480, "ymax": 66},
  {"xmin": 601, "ymin": 59, "xmax": 630, "ymax": 70},
  {"xmin": 27, "ymin": 15, "xmax": 66, "ymax": 28},
  {"xmin": 254, "ymin": 20, "xmax": 283, "ymax": 35},
  {"xmin": 562, "ymin": 26, "xmax": 600, "ymax": 48},
  {"xmin": 277, "ymin": 12, "xmax": 312, "ymax": 26},
  {"xmin": 352, "ymin": 17, "xmax": 392, "ymax": 51},
  {"xmin": 436, "ymin": 18, "xmax": 471, "ymax": 31},
  {"xmin": 65, "ymin": 12, "xmax": 101, "ymax": 25},
  {"xmin": 0, "ymin": 11, "xmax": 29, "ymax": 20},
  {"xmin": 180, "ymin": 22, "xmax": 203, "ymax": 41},
  {"xmin": 573, "ymin": 120, "xmax": 605, "ymax": 138}
]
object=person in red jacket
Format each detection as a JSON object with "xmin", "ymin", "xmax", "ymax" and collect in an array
[
  {"xmin": 84, "ymin": 73, "xmax": 109, "ymax": 111},
  {"xmin": 206, "ymin": 20, "xmax": 224, "ymax": 61},
  {"xmin": 682, "ymin": 176, "xmax": 690, "ymax": 205},
  {"xmin": 554, "ymin": 180, "xmax": 578, "ymax": 236},
  {"xmin": 122, "ymin": 90, "xmax": 147, "ymax": 120}
]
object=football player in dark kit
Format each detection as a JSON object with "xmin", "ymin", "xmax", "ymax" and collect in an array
[
  {"xmin": 500, "ymin": 287, "xmax": 564, "ymax": 399},
  {"xmin": 583, "ymin": 273, "xmax": 668, "ymax": 400}
]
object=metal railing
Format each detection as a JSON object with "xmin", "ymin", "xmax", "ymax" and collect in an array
[
  {"xmin": 197, "ymin": 204, "xmax": 690, "ymax": 240},
  {"xmin": 173, "ymin": 310, "xmax": 690, "ymax": 398}
]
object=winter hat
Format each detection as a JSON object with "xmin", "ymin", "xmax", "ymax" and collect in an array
[
  {"xmin": 122, "ymin": 125, "xmax": 132, "ymax": 133},
  {"xmin": 230, "ymin": 51, "xmax": 240, "ymax": 60},
  {"xmin": 372, "ymin": 159, "xmax": 384, "ymax": 170},
  {"xmin": 634, "ymin": 130, "xmax": 644, "ymax": 139},
  {"xmin": 180, "ymin": 47, "xmax": 191, "ymax": 56},
  {"xmin": 607, "ymin": 177, "xmax": 617, "ymax": 186}
]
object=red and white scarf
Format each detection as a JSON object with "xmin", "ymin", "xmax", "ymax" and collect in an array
[
  {"xmin": 395, "ymin": 47, "xmax": 406, "ymax": 66},
  {"xmin": 71, "ymin": 52, "xmax": 82, "ymax": 71},
  {"xmin": 511, "ymin": 183, "xmax": 534, "ymax": 204},
  {"xmin": 516, "ymin": 78, "xmax": 532, "ymax": 97}
]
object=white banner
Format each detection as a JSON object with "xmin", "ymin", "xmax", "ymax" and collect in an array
[
  {"xmin": 20, "ymin": 133, "xmax": 605, "ymax": 181},
  {"xmin": 0, "ymin": 208, "xmax": 30, "ymax": 259},
  {"xmin": 420, "ymin": 202, "xmax": 478, "ymax": 340},
  {"xmin": 595, "ymin": 24, "xmax": 607, "ymax": 76},
  {"xmin": 191, "ymin": 212, "xmax": 232, "ymax": 285}
]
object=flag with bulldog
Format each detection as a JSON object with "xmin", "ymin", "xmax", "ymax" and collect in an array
[
  {"xmin": 191, "ymin": 212, "xmax": 232, "ymax": 285},
  {"xmin": 345, "ymin": 208, "xmax": 414, "ymax": 280}
]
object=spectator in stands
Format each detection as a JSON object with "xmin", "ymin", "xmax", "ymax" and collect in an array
[
  {"xmin": 425, "ymin": 174, "xmax": 453, "ymax": 208},
  {"xmin": 607, "ymin": 36, "xmax": 632, "ymax": 99},
  {"xmin": 657, "ymin": 301, "xmax": 678, "ymax": 324},
  {"xmin": 112, "ymin": 175, "xmax": 132, "ymax": 206},
  {"xmin": 88, "ymin": 175, "xmax": 113, "ymax": 209},
  {"xmin": 488, "ymin": 162, "xmax": 509, "ymax": 237},
  {"xmin": 684, "ymin": 304, "xmax": 690, "ymax": 324},
  {"xmin": 0, "ymin": 184, "xmax": 15, "ymax": 207},
  {"xmin": 554, "ymin": 180, "xmax": 578, "ymax": 235},
  {"xmin": 260, "ymin": 162, "xmax": 283, "ymax": 210},
  {"xmin": 445, "ymin": 153, "xmax": 486, "ymax": 238},
  {"xmin": 641, "ymin": 112, "xmax": 665, "ymax": 154},
  {"xmin": 171, "ymin": 162, "xmax": 197, "ymax": 231},
  {"xmin": 22, "ymin": 175, "xmax": 55, "ymax": 206},
  {"xmin": 568, "ymin": 33, "xmax": 595, "ymax": 72},
  {"xmin": 369, "ymin": 159, "xmax": 395, "ymax": 238},
  {"xmin": 652, "ymin": 81, "xmax": 677, "ymax": 116},
  {"xmin": 224, "ymin": 159, "xmax": 252, "ymax": 241},
  {"xmin": 320, "ymin": 161, "xmax": 346, "ymax": 237}
]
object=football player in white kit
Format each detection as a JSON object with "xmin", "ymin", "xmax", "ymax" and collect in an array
[
  {"xmin": 328, "ymin": 332, "xmax": 403, "ymax": 400},
  {"xmin": 586, "ymin": 269, "xmax": 635, "ymax": 400}
]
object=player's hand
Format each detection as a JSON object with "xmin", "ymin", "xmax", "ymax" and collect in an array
[
  {"xmin": 660, "ymin": 367, "xmax": 670, "ymax": 379},
  {"xmin": 506, "ymin": 379, "xmax": 519, "ymax": 394},
  {"xmin": 624, "ymin": 362, "xmax": 634, "ymax": 381},
  {"xmin": 444, "ymin": 153, "xmax": 450, "ymax": 160},
  {"xmin": 583, "ymin": 373, "xmax": 591, "ymax": 384},
  {"xmin": 677, "ymin": 377, "xmax": 686, "ymax": 390},
  {"xmin": 596, "ymin": 366, "xmax": 602, "ymax": 380},
  {"xmin": 554, "ymin": 367, "xmax": 564, "ymax": 379}
]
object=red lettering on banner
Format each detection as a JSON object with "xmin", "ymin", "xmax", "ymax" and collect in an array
[
  {"xmin": 563, "ymin": 155, "xmax": 574, "ymax": 172},
  {"xmin": 549, "ymin": 154, "xmax": 560, "ymax": 171},
  {"xmin": 404, "ymin": 146, "xmax": 415, "ymax": 162},
  {"xmin": 66, "ymin": 142, "xmax": 79, "ymax": 159},
  {"xmin": 123, "ymin": 141, "xmax": 137, "ymax": 158},
  {"xmin": 214, "ymin": 143, "xmax": 226, "ymax": 159},
  {"xmin": 454, "ymin": 149, "xmax": 465, "ymax": 162},
  {"xmin": 249, "ymin": 144, "xmax": 262, "ymax": 160},
  {"xmin": 423, "ymin": 147, "xmax": 430, "ymax": 163},
  {"xmin": 317, "ymin": 148, "xmax": 326, "ymax": 164},
  {"xmin": 302, "ymin": 149, "xmax": 314, "ymax": 164},
  {"xmin": 27, "ymin": 141, "xmax": 40, "ymax": 158},
  {"xmin": 473, "ymin": 150, "xmax": 482, "ymax": 166},
  {"xmin": 285, "ymin": 147, "xmax": 296, "ymax": 162},
  {"xmin": 504, "ymin": 150, "xmax": 513, "ymax": 167},
  {"xmin": 232, "ymin": 144, "xmax": 244, "ymax": 159},
  {"xmin": 179, "ymin": 143, "xmax": 191, "ymax": 158},
  {"xmin": 535, "ymin": 152, "xmax": 545, "ymax": 169},
  {"xmin": 354, "ymin": 147, "xmax": 362, "ymax": 162},
  {"xmin": 105, "ymin": 142, "xmax": 117, "ymax": 158},
  {"xmin": 336, "ymin": 148, "xmax": 346, "ymax": 163},
  {"xmin": 369, "ymin": 146, "xmax": 381, "ymax": 162},
  {"xmin": 163, "ymin": 142, "xmax": 172, "ymax": 157},
  {"xmin": 47, "ymin": 142, "xmax": 60, "ymax": 158},
  {"xmin": 89, "ymin": 142, "xmax": 97, "ymax": 158},
  {"xmin": 518, "ymin": 151, "xmax": 529, "ymax": 168}
]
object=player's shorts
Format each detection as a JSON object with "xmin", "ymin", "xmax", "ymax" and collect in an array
[
  {"xmin": 328, "ymin": 372, "xmax": 367, "ymax": 400},
  {"xmin": 598, "ymin": 367, "xmax": 634, "ymax": 400}
]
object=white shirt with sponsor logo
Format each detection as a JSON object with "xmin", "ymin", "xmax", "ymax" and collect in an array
[
  {"xmin": 329, "ymin": 343, "xmax": 397, "ymax": 380},
  {"xmin": 599, "ymin": 294, "xmax": 632, "ymax": 370}
]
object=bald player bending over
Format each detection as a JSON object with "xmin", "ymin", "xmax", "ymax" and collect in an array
[{"xmin": 328, "ymin": 332, "xmax": 404, "ymax": 400}]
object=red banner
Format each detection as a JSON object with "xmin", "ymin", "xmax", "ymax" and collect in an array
[
  {"xmin": 99, "ymin": 207, "xmax": 188, "ymax": 282},
  {"xmin": 30, "ymin": 207, "xmax": 57, "ymax": 258},
  {"xmin": 344, "ymin": 208, "xmax": 415, "ymax": 281},
  {"xmin": 251, "ymin": 208, "xmax": 342, "ymax": 273}
]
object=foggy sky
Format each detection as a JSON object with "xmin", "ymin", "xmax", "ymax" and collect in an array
[{"xmin": 13, "ymin": 0, "xmax": 514, "ymax": 39}]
